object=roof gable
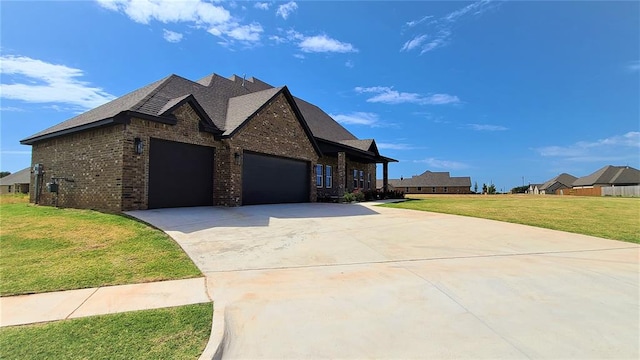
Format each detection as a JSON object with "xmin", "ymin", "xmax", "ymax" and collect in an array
[
  {"xmin": 573, "ymin": 165, "xmax": 640, "ymax": 186},
  {"xmin": 389, "ymin": 170, "xmax": 471, "ymax": 187},
  {"xmin": 0, "ymin": 167, "xmax": 31, "ymax": 185}
]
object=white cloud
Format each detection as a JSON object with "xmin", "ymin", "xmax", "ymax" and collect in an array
[
  {"xmin": 293, "ymin": 53, "xmax": 305, "ymax": 59},
  {"xmin": 299, "ymin": 35, "xmax": 357, "ymax": 53},
  {"xmin": 345, "ymin": 60, "xmax": 354, "ymax": 68},
  {"xmin": 535, "ymin": 131, "xmax": 640, "ymax": 162},
  {"xmin": 466, "ymin": 123, "xmax": 508, "ymax": 131},
  {"xmin": 254, "ymin": 2, "xmax": 270, "ymax": 10},
  {"xmin": 0, "ymin": 106, "xmax": 25, "ymax": 112},
  {"xmin": 225, "ymin": 22, "xmax": 263, "ymax": 41},
  {"xmin": 276, "ymin": 1, "xmax": 298, "ymax": 20},
  {"xmin": 96, "ymin": 0, "xmax": 230, "ymax": 25},
  {"xmin": 627, "ymin": 60, "xmax": 640, "ymax": 72},
  {"xmin": 97, "ymin": 0, "xmax": 263, "ymax": 46},
  {"xmin": 329, "ymin": 112, "xmax": 379, "ymax": 126},
  {"xmin": 162, "ymin": 29, "xmax": 183, "ymax": 42},
  {"xmin": 355, "ymin": 86, "xmax": 460, "ymax": 105},
  {"xmin": 401, "ymin": 34, "xmax": 428, "ymax": 52},
  {"xmin": 414, "ymin": 158, "xmax": 469, "ymax": 170},
  {"xmin": 401, "ymin": 0, "xmax": 494, "ymax": 54},
  {"xmin": 377, "ymin": 143, "xmax": 415, "ymax": 150},
  {"xmin": 268, "ymin": 29, "xmax": 356, "ymax": 54},
  {"xmin": 406, "ymin": 15, "xmax": 433, "ymax": 28},
  {"xmin": 0, "ymin": 55, "xmax": 115, "ymax": 110}
]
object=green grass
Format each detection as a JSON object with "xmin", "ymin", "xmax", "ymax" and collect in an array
[
  {"xmin": 383, "ymin": 195, "xmax": 640, "ymax": 243},
  {"xmin": 0, "ymin": 196, "xmax": 201, "ymax": 296},
  {"xmin": 0, "ymin": 302, "xmax": 213, "ymax": 360}
]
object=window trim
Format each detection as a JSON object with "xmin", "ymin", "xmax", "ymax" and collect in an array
[
  {"xmin": 359, "ymin": 170, "xmax": 364, "ymax": 189},
  {"xmin": 325, "ymin": 165, "xmax": 332, "ymax": 189}
]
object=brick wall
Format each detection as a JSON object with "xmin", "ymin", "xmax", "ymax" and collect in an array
[
  {"xmin": 391, "ymin": 185, "xmax": 471, "ymax": 194},
  {"xmin": 30, "ymin": 125, "xmax": 126, "ymax": 212},
  {"xmin": 227, "ymin": 92, "xmax": 319, "ymax": 204}
]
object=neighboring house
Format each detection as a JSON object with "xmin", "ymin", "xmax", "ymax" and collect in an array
[
  {"xmin": 526, "ymin": 184, "xmax": 541, "ymax": 194},
  {"xmin": 20, "ymin": 73, "xmax": 396, "ymax": 212},
  {"xmin": 538, "ymin": 173, "xmax": 577, "ymax": 195},
  {"xmin": 572, "ymin": 165, "xmax": 640, "ymax": 188},
  {"xmin": 383, "ymin": 171, "xmax": 472, "ymax": 194},
  {"xmin": 0, "ymin": 167, "xmax": 31, "ymax": 195}
]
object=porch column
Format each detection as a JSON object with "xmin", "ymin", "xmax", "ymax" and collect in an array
[
  {"xmin": 337, "ymin": 152, "xmax": 346, "ymax": 202},
  {"xmin": 383, "ymin": 161, "xmax": 389, "ymax": 193}
]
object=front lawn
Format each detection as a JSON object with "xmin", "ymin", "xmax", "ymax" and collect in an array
[
  {"xmin": 383, "ymin": 195, "xmax": 640, "ymax": 243},
  {"xmin": 0, "ymin": 196, "xmax": 201, "ymax": 296},
  {"xmin": 0, "ymin": 302, "xmax": 212, "ymax": 360}
]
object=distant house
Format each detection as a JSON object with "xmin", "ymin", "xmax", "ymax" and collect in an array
[
  {"xmin": 382, "ymin": 171, "xmax": 472, "ymax": 194},
  {"xmin": 526, "ymin": 184, "xmax": 541, "ymax": 194},
  {"xmin": 572, "ymin": 165, "xmax": 640, "ymax": 188},
  {"xmin": 0, "ymin": 167, "xmax": 31, "ymax": 195},
  {"xmin": 538, "ymin": 173, "xmax": 577, "ymax": 195}
]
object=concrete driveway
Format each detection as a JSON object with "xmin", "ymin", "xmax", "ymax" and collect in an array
[{"xmin": 128, "ymin": 202, "xmax": 639, "ymax": 359}]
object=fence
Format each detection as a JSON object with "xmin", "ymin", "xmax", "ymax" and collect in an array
[
  {"xmin": 601, "ymin": 185, "xmax": 640, "ymax": 197},
  {"xmin": 557, "ymin": 185, "xmax": 640, "ymax": 197},
  {"xmin": 556, "ymin": 187, "xmax": 601, "ymax": 196}
]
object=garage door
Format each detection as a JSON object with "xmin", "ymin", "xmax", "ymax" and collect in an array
[
  {"xmin": 242, "ymin": 152, "xmax": 309, "ymax": 205},
  {"xmin": 148, "ymin": 138, "xmax": 214, "ymax": 209}
]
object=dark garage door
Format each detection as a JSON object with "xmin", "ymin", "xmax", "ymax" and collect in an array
[
  {"xmin": 242, "ymin": 152, "xmax": 309, "ymax": 205},
  {"xmin": 148, "ymin": 138, "xmax": 214, "ymax": 209}
]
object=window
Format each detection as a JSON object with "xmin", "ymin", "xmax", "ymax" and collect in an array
[
  {"xmin": 359, "ymin": 171, "xmax": 364, "ymax": 188},
  {"xmin": 325, "ymin": 165, "xmax": 332, "ymax": 189},
  {"xmin": 432, "ymin": 187, "xmax": 436, "ymax": 193},
  {"xmin": 417, "ymin": 187, "xmax": 422, "ymax": 191},
  {"xmin": 367, "ymin": 173, "xmax": 371, "ymax": 189},
  {"xmin": 316, "ymin": 164, "xmax": 323, "ymax": 187},
  {"xmin": 444, "ymin": 187, "xmax": 448, "ymax": 193},
  {"xmin": 406, "ymin": 187, "xmax": 409, "ymax": 192},
  {"xmin": 353, "ymin": 169, "xmax": 358, "ymax": 189}
]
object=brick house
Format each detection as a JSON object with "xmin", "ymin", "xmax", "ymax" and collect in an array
[
  {"xmin": 0, "ymin": 167, "xmax": 30, "ymax": 195},
  {"xmin": 20, "ymin": 73, "xmax": 396, "ymax": 212},
  {"xmin": 383, "ymin": 170, "xmax": 471, "ymax": 194}
]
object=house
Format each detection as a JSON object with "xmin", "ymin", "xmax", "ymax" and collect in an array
[
  {"xmin": 383, "ymin": 171, "xmax": 472, "ymax": 194},
  {"xmin": 538, "ymin": 173, "xmax": 577, "ymax": 195},
  {"xmin": 20, "ymin": 73, "xmax": 396, "ymax": 211},
  {"xmin": 0, "ymin": 167, "xmax": 31, "ymax": 195},
  {"xmin": 526, "ymin": 184, "xmax": 541, "ymax": 194},
  {"xmin": 572, "ymin": 165, "xmax": 640, "ymax": 188}
]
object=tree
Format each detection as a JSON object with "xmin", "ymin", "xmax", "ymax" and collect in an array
[
  {"xmin": 487, "ymin": 184, "xmax": 497, "ymax": 194},
  {"xmin": 482, "ymin": 183, "xmax": 488, "ymax": 194},
  {"xmin": 510, "ymin": 185, "xmax": 528, "ymax": 194},
  {"xmin": 473, "ymin": 182, "xmax": 478, "ymax": 194},
  {"xmin": 0, "ymin": 171, "xmax": 10, "ymax": 178}
]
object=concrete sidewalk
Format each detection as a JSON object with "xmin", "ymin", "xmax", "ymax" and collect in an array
[{"xmin": 0, "ymin": 277, "xmax": 211, "ymax": 327}]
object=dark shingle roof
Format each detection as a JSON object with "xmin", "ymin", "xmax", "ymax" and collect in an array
[
  {"xmin": 573, "ymin": 165, "xmax": 640, "ymax": 186},
  {"xmin": 0, "ymin": 167, "xmax": 31, "ymax": 186},
  {"xmin": 387, "ymin": 170, "xmax": 471, "ymax": 187},
  {"xmin": 539, "ymin": 173, "xmax": 577, "ymax": 191},
  {"xmin": 225, "ymin": 87, "xmax": 283, "ymax": 136},
  {"xmin": 21, "ymin": 73, "xmax": 372, "ymax": 151}
]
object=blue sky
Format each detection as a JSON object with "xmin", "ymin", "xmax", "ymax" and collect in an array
[{"xmin": 1, "ymin": 0, "xmax": 638, "ymax": 191}]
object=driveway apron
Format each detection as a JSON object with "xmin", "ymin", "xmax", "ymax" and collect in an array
[{"xmin": 127, "ymin": 202, "xmax": 640, "ymax": 359}]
